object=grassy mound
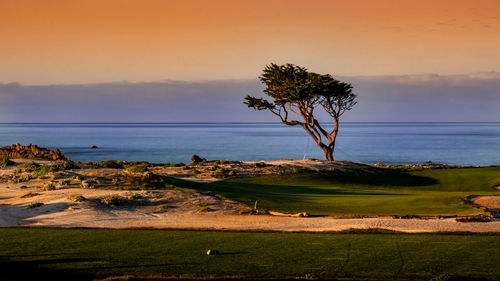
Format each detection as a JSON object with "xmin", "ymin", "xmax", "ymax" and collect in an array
[{"xmin": 183, "ymin": 166, "xmax": 500, "ymax": 216}]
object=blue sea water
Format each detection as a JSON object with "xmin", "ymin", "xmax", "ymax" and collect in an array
[{"xmin": 0, "ymin": 123, "xmax": 499, "ymax": 165}]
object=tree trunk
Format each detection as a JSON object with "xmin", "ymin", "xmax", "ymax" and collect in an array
[{"xmin": 323, "ymin": 147, "xmax": 334, "ymax": 161}]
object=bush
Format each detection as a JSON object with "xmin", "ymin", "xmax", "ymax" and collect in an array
[
  {"xmin": 16, "ymin": 162, "xmax": 40, "ymax": 172},
  {"xmin": 27, "ymin": 202, "xmax": 44, "ymax": 209},
  {"xmin": 80, "ymin": 180, "xmax": 95, "ymax": 189},
  {"xmin": 127, "ymin": 193, "xmax": 142, "ymax": 200},
  {"xmin": 124, "ymin": 163, "xmax": 150, "ymax": 173},
  {"xmin": 251, "ymin": 162, "xmax": 267, "ymax": 168},
  {"xmin": 43, "ymin": 183, "xmax": 56, "ymax": 191},
  {"xmin": 0, "ymin": 158, "xmax": 14, "ymax": 167},
  {"xmin": 68, "ymin": 195, "xmax": 86, "ymax": 202},
  {"xmin": 214, "ymin": 168, "xmax": 226, "ymax": 178},
  {"xmin": 163, "ymin": 162, "xmax": 185, "ymax": 167},
  {"xmin": 58, "ymin": 179, "xmax": 71, "ymax": 186},
  {"xmin": 100, "ymin": 196, "xmax": 126, "ymax": 207},
  {"xmin": 97, "ymin": 160, "xmax": 124, "ymax": 169},
  {"xmin": 32, "ymin": 165, "xmax": 59, "ymax": 177}
]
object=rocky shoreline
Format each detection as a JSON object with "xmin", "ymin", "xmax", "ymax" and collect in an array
[{"xmin": 0, "ymin": 144, "xmax": 66, "ymax": 161}]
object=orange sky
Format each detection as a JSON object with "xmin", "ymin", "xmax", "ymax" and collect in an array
[{"xmin": 1, "ymin": 0, "xmax": 499, "ymax": 84}]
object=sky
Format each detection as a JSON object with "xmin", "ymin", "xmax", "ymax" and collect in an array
[{"xmin": 0, "ymin": 0, "xmax": 499, "ymax": 122}]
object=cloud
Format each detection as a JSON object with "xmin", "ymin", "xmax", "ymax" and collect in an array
[{"xmin": 1, "ymin": 72, "xmax": 499, "ymax": 122}]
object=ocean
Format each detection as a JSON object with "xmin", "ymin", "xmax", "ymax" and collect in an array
[{"xmin": 0, "ymin": 122, "xmax": 499, "ymax": 165}]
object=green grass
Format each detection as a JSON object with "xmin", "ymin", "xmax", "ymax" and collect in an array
[
  {"xmin": 0, "ymin": 158, "xmax": 15, "ymax": 167},
  {"xmin": 170, "ymin": 166, "xmax": 500, "ymax": 216},
  {"xmin": 0, "ymin": 228, "xmax": 498, "ymax": 280}
]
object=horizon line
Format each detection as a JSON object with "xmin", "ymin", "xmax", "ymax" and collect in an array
[{"xmin": 1, "ymin": 122, "xmax": 500, "ymax": 124}]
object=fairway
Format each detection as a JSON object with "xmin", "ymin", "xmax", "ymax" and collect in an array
[
  {"xmin": 186, "ymin": 166, "xmax": 500, "ymax": 216},
  {"xmin": 0, "ymin": 228, "xmax": 499, "ymax": 280}
]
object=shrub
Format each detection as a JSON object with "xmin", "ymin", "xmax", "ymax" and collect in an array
[
  {"xmin": 97, "ymin": 160, "xmax": 124, "ymax": 169},
  {"xmin": 124, "ymin": 163, "xmax": 150, "ymax": 173},
  {"xmin": 58, "ymin": 179, "xmax": 71, "ymax": 186},
  {"xmin": 214, "ymin": 168, "xmax": 227, "ymax": 178},
  {"xmin": 68, "ymin": 195, "xmax": 86, "ymax": 202},
  {"xmin": 0, "ymin": 158, "xmax": 14, "ymax": 167},
  {"xmin": 32, "ymin": 165, "xmax": 59, "ymax": 177},
  {"xmin": 16, "ymin": 162, "xmax": 40, "ymax": 172},
  {"xmin": 127, "ymin": 193, "xmax": 142, "ymax": 200},
  {"xmin": 100, "ymin": 196, "xmax": 126, "ymax": 207},
  {"xmin": 251, "ymin": 162, "xmax": 267, "ymax": 168},
  {"xmin": 163, "ymin": 162, "xmax": 185, "ymax": 167},
  {"xmin": 27, "ymin": 202, "xmax": 44, "ymax": 209},
  {"xmin": 53, "ymin": 160, "xmax": 79, "ymax": 170},
  {"xmin": 43, "ymin": 183, "xmax": 56, "ymax": 191},
  {"xmin": 293, "ymin": 166, "xmax": 311, "ymax": 173},
  {"xmin": 80, "ymin": 180, "xmax": 95, "ymax": 189}
]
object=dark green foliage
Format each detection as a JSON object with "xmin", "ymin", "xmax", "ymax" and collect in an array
[
  {"xmin": 251, "ymin": 161, "xmax": 267, "ymax": 168},
  {"xmin": 16, "ymin": 162, "xmax": 59, "ymax": 177},
  {"xmin": 97, "ymin": 160, "xmax": 124, "ymax": 169},
  {"xmin": 124, "ymin": 162, "xmax": 150, "ymax": 173},
  {"xmin": 16, "ymin": 162, "xmax": 40, "ymax": 172},
  {"xmin": 214, "ymin": 168, "xmax": 227, "ymax": 178},
  {"xmin": 244, "ymin": 63, "xmax": 357, "ymax": 161},
  {"xmin": 32, "ymin": 165, "xmax": 59, "ymax": 177},
  {"xmin": 127, "ymin": 193, "xmax": 142, "ymax": 200},
  {"xmin": 0, "ymin": 158, "xmax": 14, "ymax": 167},
  {"xmin": 163, "ymin": 162, "xmax": 185, "ymax": 167}
]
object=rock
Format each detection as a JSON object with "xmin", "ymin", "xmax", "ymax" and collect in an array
[
  {"xmin": 191, "ymin": 154, "xmax": 206, "ymax": 163},
  {"xmin": 0, "ymin": 144, "xmax": 67, "ymax": 161},
  {"xmin": 91, "ymin": 145, "xmax": 99, "ymax": 149},
  {"xmin": 374, "ymin": 161, "xmax": 384, "ymax": 167},
  {"xmin": 206, "ymin": 249, "xmax": 219, "ymax": 255}
]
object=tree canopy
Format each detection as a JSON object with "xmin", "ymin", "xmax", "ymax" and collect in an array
[{"xmin": 245, "ymin": 63, "xmax": 357, "ymax": 161}]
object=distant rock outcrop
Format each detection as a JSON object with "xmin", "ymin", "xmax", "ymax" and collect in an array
[
  {"xmin": 0, "ymin": 144, "xmax": 67, "ymax": 161},
  {"xmin": 191, "ymin": 154, "xmax": 206, "ymax": 163}
]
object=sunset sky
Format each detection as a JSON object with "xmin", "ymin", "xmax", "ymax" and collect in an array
[
  {"xmin": 1, "ymin": 0, "xmax": 499, "ymax": 84},
  {"xmin": 0, "ymin": 0, "xmax": 499, "ymax": 122}
]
